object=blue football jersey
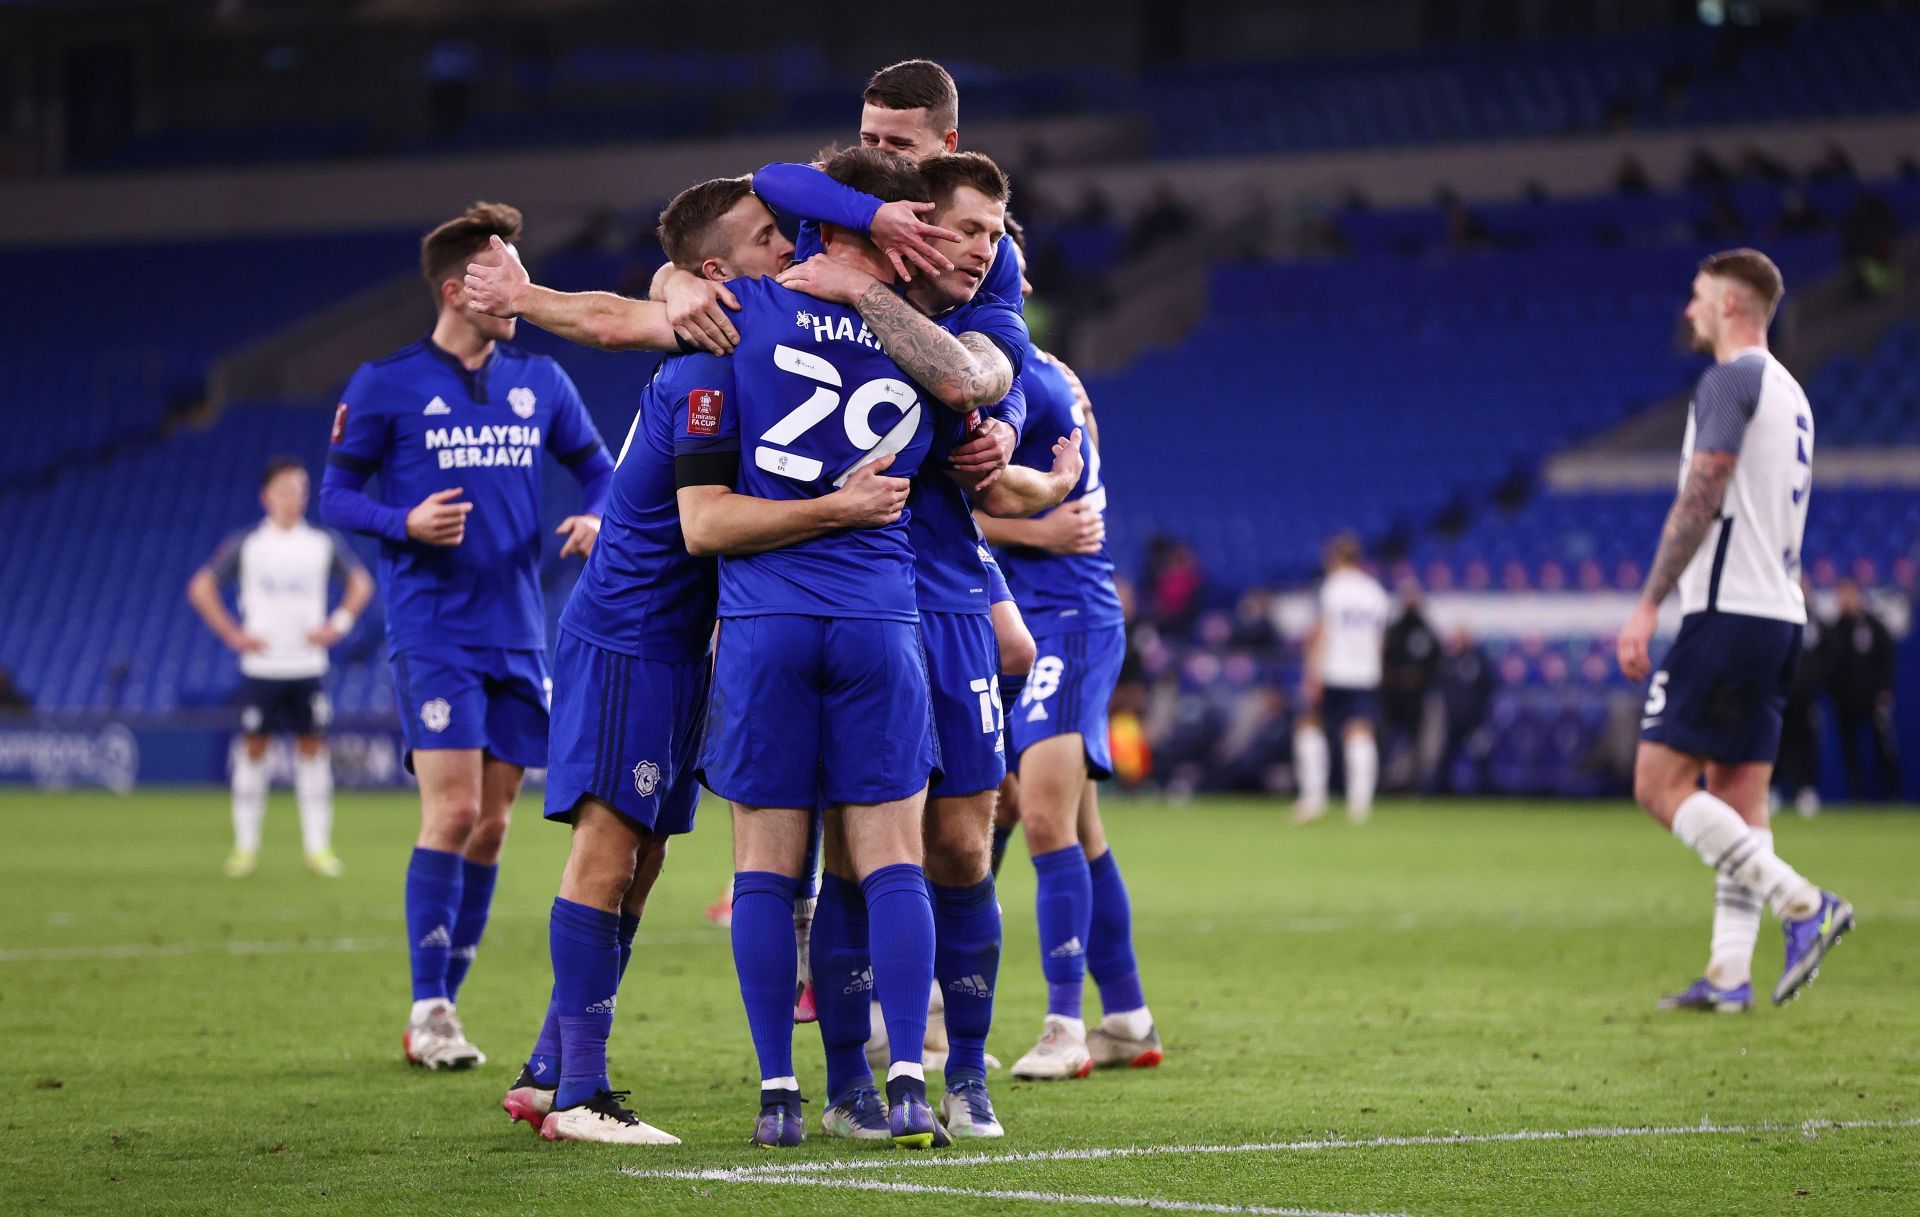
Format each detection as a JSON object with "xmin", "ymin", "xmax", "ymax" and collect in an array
[
  {"xmin": 909, "ymin": 298, "xmax": 1031, "ymax": 614},
  {"xmin": 674, "ymin": 278, "xmax": 937, "ymax": 621},
  {"xmin": 328, "ymin": 338, "xmax": 606, "ymax": 652},
  {"xmin": 559, "ymin": 355, "xmax": 719, "ymax": 661},
  {"xmin": 992, "ymin": 344, "xmax": 1125, "ymax": 631}
]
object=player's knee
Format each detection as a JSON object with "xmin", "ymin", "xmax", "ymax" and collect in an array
[
  {"xmin": 423, "ymin": 798, "xmax": 482, "ymax": 847},
  {"xmin": 466, "ymin": 814, "xmax": 510, "ymax": 861},
  {"xmin": 1632, "ymin": 768, "xmax": 1679, "ymax": 820},
  {"xmin": 925, "ymin": 819, "xmax": 989, "ymax": 886},
  {"xmin": 999, "ymin": 628, "xmax": 1037, "ymax": 678}
]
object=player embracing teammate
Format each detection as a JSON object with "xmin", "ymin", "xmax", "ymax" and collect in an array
[{"xmin": 353, "ymin": 57, "xmax": 1159, "ymax": 1149}]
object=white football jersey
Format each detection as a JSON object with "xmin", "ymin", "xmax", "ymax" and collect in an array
[
  {"xmin": 207, "ymin": 521, "xmax": 362, "ymax": 679},
  {"xmin": 1318, "ymin": 567, "xmax": 1390, "ymax": 689},
  {"xmin": 1675, "ymin": 347, "xmax": 1811, "ymax": 624}
]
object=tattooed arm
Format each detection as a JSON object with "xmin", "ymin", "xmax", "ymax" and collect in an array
[
  {"xmin": 853, "ymin": 283, "xmax": 1012, "ymax": 412},
  {"xmin": 1643, "ymin": 451, "xmax": 1737, "ymax": 604},
  {"xmin": 1617, "ymin": 450, "xmax": 1737, "ymax": 680},
  {"xmin": 774, "ymin": 255, "xmax": 1010, "ymax": 413}
]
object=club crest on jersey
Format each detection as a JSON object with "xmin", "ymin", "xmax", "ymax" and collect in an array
[
  {"xmin": 420, "ymin": 698, "xmax": 451, "ymax": 733},
  {"xmin": 632, "ymin": 759, "xmax": 660, "ymax": 797},
  {"xmin": 330, "ymin": 403, "xmax": 349, "ymax": 444},
  {"xmin": 687, "ymin": 389, "xmax": 724, "ymax": 436},
  {"xmin": 508, "ymin": 386, "xmax": 537, "ymax": 419}
]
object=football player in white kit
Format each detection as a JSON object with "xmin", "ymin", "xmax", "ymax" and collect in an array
[
  {"xmin": 1294, "ymin": 534, "xmax": 1391, "ymax": 825},
  {"xmin": 1617, "ymin": 248, "xmax": 1853, "ymax": 1010},
  {"xmin": 188, "ymin": 457, "xmax": 374, "ymax": 878}
]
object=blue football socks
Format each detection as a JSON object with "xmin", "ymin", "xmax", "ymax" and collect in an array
[
  {"xmin": 1087, "ymin": 849, "xmax": 1147, "ymax": 1015},
  {"xmin": 811, "ymin": 872, "xmax": 875, "ymax": 1102},
  {"xmin": 404, "ymin": 847, "xmax": 463, "ymax": 1003},
  {"xmin": 862, "ymin": 863, "xmax": 936, "ymax": 1069},
  {"xmin": 1031, "ymin": 843, "xmax": 1092, "ymax": 1020},
  {"xmin": 443, "ymin": 858, "xmax": 497, "ymax": 1003},
  {"xmin": 550, "ymin": 897, "xmax": 620, "ymax": 1111},
  {"xmin": 933, "ymin": 877, "xmax": 1000, "ymax": 1082},
  {"xmin": 731, "ymin": 871, "xmax": 800, "ymax": 1083}
]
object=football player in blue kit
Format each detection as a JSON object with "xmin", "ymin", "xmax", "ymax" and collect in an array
[
  {"xmin": 321, "ymin": 202, "xmax": 620, "ymax": 1071},
  {"xmin": 979, "ymin": 232, "xmax": 1161, "ymax": 1081},
  {"xmin": 672, "ymin": 147, "xmax": 1011, "ymax": 1150},
  {"xmin": 775, "ymin": 152, "xmax": 1083, "ymax": 1141},
  {"xmin": 475, "ymin": 178, "xmax": 910, "ymax": 1145}
]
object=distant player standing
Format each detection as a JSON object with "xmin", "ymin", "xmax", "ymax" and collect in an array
[
  {"xmin": 320, "ymin": 202, "xmax": 615, "ymax": 1069},
  {"xmin": 1294, "ymin": 534, "xmax": 1390, "ymax": 825},
  {"xmin": 187, "ymin": 457, "xmax": 373, "ymax": 879},
  {"xmin": 1617, "ymin": 248, "xmax": 1853, "ymax": 1010}
]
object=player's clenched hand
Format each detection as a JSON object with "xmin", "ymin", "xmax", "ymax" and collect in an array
[
  {"xmin": 463, "ymin": 235, "xmax": 529, "ymax": 318},
  {"xmin": 830, "ymin": 453, "xmax": 910, "ymax": 528},
  {"xmin": 555, "ymin": 513, "xmax": 600, "ymax": 560},
  {"xmin": 225, "ymin": 629, "xmax": 268, "ymax": 655},
  {"xmin": 776, "ymin": 254, "xmax": 879, "ymax": 306},
  {"xmin": 1616, "ymin": 599, "xmax": 1658, "ymax": 683},
  {"xmin": 1033, "ymin": 498, "xmax": 1104, "ymax": 556},
  {"xmin": 407, "ymin": 487, "xmax": 472, "ymax": 546},
  {"xmin": 664, "ymin": 272, "xmax": 740, "ymax": 356},
  {"xmin": 948, "ymin": 417, "xmax": 1015, "ymax": 489},
  {"xmin": 869, "ymin": 200, "xmax": 960, "ymax": 282}
]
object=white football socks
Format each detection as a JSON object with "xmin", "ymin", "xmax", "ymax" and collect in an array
[
  {"xmin": 1706, "ymin": 827, "xmax": 1770, "ymax": 989},
  {"xmin": 1672, "ymin": 793, "xmax": 1819, "ymax": 922},
  {"xmin": 1344, "ymin": 732, "xmax": 1378, "ymax": 821},
  {"xmin": 1294, "ymin": 726, "xmax": 1330, "ymax": 809},
  {"xmin": 1103, "ymin": 1006, "xmax": 1154, "ymax": 1041},
  {"xmin": 294, "ymin": 750, "xmax": 334, "ymax": 855},
  {"xmin": 230, "ymin": 745, "xmax": 269, "ymax": 854}
]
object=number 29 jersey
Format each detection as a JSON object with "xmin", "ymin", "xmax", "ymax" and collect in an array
[{"xmin": 674, "ymin": 277, "xmax": 935, "ymax": 623}]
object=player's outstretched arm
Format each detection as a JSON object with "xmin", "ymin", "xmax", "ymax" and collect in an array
[
  {"xmin": 676, "ymin": 455, "xmax": 909, "ymax": 557},
  {"xmin": 965, "ymin": 428, "xmax": 1083, "ymax": 519},
  {"xmin": 464, "ymin": 236, "xmax": 723, "ymax": 354},
  {"xmin": 1617, "ymin": 450, "xmax": 1736, "ymax": 681},
  {"xmin": 774, "ymin": 256, "xmax": 1010, "ymax": 412},
  {"xmin": 753, "ymin": 162, "xmax": 958, "ymax": 280}
]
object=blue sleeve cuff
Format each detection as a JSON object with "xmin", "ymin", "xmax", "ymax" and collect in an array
[
  {"xmin": 570, "ymin": 448, "xmax": 616, "ymax": 516},
  {"xmin": 319, "ymin": 465, "xmax": 408, "ymax": 544},
  {"xmin": 753, "ymin": 162, "xmax": 884, "ymax": 234}
]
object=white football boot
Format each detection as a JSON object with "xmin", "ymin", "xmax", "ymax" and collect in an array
[
  {"xmin": 403, "ymin": 999, "xmax": 485, "ymax": 1070},
  {"xmin": 540, "ymin": 1090, "xmax": 681, "ymax": 1145},
  {"xmin": 1010, "ymin": 1014, "xmax": 1092, "ymax": 1080}
]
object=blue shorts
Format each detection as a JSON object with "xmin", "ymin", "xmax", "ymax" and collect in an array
[
  {"xmin": 1641, "ymin": 610, "xmax": 1802, "ymax": 764},
  {"xmin": 240, "ymin": 676, "xmax": 330, "ymax": 737},
  {"xmin": 392, "ymin": 645, "xmax": 551, "ymax": 771},
  {"xmin": 922, "ymin": 611, "xmax": 1006, "ymax": 798},
  {"xmin": 543, "ymin": 630, "xmax": 705, "ymax": 836},
  {"xmin": 1321, "ymin": 685, "xmax": 1379, "ymax": 727},
  {"xmin": 703, "ymin": 615, "xmax": 937, "ymax": 808},
  {"xmin": 1007, "ymin": 624, "xmax": 1126, "ymax": 780}
]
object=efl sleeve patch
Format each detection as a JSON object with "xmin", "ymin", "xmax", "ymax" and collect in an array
[
  {"xmin": 686, "ymin": 389, "xmax": 724, "ymax": 437},
  {"xmin": 330, "ymin": 403, "xmax": 349, "ymax": 444}
]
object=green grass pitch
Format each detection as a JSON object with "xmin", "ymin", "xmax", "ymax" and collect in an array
[{"xmin": 3, "ymin": 790, "xmax": 1916, "ymax": 1215}]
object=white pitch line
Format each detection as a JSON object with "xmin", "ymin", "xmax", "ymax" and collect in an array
[
  {"xmin": 0, "ymin": 936, "xmax": 398, "ymax": 963},
  {"xmin": 624, "ymin": 1116, "xmax": 1920, "ymax": 1182},
  {"xmin": 617, "ymin": 1169, "xmax": 1409, "ymax": 1217},
  {"xmin": 0, "ymin": 927, "xmax": 725, "ymax": 964}
]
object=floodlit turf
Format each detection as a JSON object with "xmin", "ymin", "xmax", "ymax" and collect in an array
[{"xmin": 2, "ymin": 789, "xmax": 1916, "ymax": 1216}]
